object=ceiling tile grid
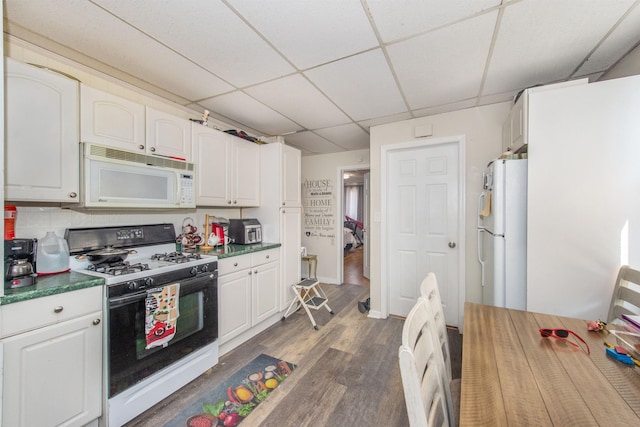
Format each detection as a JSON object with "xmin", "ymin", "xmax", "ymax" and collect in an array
[{"xmin": 4, "ymin": 0, "xmax": 640, "ymax": 155}]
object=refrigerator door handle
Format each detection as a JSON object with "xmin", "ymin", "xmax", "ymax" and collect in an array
[
  {"xmin": 477, "ymin": 192, "xmax": 486, "ymax": 229},
  {"xmin": 477, "ymin": 228, "xmax": 486, "ymax": 288}
]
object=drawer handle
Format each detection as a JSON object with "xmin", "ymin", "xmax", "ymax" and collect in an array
[
  {"xmin": 234, "ymin": 262, "xmax": 238, "ymax": 267},
  {"xmin": 93, "ymin": 318, "xmax": 101, "ymax": 325},
  {"xmin": 254, "ymin": 270, "xmax": 258, "ymax": 274},
  {"xmin": 53, "ymin": 306, "xmax": 64, "ymax": 313},
  {"xmin": 266, "ymin": 255, "xmax": 270, "ymax": 259}
]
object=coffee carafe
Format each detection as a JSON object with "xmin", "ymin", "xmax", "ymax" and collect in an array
[{"xmin": 5, "ymin": 238, "xmax": 37, "ymax": 289}]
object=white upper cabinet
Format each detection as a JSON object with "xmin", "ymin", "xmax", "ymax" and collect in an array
[
  {"xmin": 80, "ymin": 84, "xmax": 145, "ymax": 151},
  {"xmin": 5, "ymin": 58, "xmax": 80, "ymax": 202},
  {"xmin": 146, "ymin": 107, "xmax": 192, "ymax": 161},
  {"xmin": 191, "ymin": 124, "xmax": 259, "ymax": 207},
  {"xmin": 282, "ymin": 144, "xmax": 302, "ymax": 207},
  {"xmin": 81, "ymin": 85, "xmax": 191, "ymax": 161}
]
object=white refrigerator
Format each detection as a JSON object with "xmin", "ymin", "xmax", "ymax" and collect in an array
[{"xmin": 477, "ymin": 158, "xmax": 528, "ymax": 309}]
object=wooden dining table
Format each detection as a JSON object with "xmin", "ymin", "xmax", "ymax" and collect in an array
[{"xmin": 460, "ymin": 302, "xmax": 640, "ymax": 426}]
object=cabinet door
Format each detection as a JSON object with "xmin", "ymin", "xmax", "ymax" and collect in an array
[
  {"xmin": 232, "ymin": 138, "xmax": 260, "ymax": 206},
  {"xmin": 510, "ymin": 94, "xmax": 525, "ymax": 147},
  {"xmin": 2, "ymin": 312, "xmax": 103, "ymax": 427},
  {"xmin": 192, "ymin": 124, "xmax": 232, "ymax": 206},
  {"xmin": 252, "ymin": 261, "xmax": 280, "ymax": 324},
  {"xmin": 282, "ymin": 145, "xmax": 302, "ymax": 207},
  {"xmin": 80, "ymin": 84, "xmax": 145, "ymax": 151},
  {"xmin": 146, "ymin": 107, "xmax": 192, "ymax": 160},
  {"xmin": 501, "ymin": 115, "xmax": 512, "ymax": 153},
  {"xmin": 218, "ymin": 269, "xmax": 252, "ymax": 344},
  {"xmin": 281, "ymin": 208, "xmax": 302, "ymax": 311},
  {"xmin": 5, "ymin": 58, "xmax": 80, "ymax": 202}
]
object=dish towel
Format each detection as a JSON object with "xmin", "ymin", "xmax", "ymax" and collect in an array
[
  {"xmin": 479, "ymin": 190, "xmax": 492, "ymax": 217},
  {"xmin": 145, "ymin": 283, "xmax": 180, "ymax": 349}
]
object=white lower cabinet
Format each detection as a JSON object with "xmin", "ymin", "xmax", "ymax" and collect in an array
[
  {"xmin": 1, "ymin": 287, "xmax": 103, "ymax": 427},
  {"xmin": 218, "ymin": 249, "xmax": 280, "ymax": 347}
]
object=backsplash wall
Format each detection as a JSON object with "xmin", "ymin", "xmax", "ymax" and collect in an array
[{"xmin": 12, "ymin": 206, "xmax": 242, "ymax": 243}]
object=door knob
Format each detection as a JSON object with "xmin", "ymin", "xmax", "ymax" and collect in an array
[{"xmin": 448, "ymin": 242, "xmax": 456, "ymax": 248}]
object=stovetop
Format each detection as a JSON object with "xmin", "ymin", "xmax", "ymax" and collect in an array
[{"xmin": 65, "ymin": 224, "xmax": 217, "ymax": 286}]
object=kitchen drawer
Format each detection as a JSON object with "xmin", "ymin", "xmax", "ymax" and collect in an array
[
  {"xmin": 0, "ymin": 286, "xmax": 103, "ymax": 338},
  {"xmin": 218, "ymin": 253, "xmax": 251, "ymax": 276},
  {"xmin": 251, "ymin": 248, "xmax": 280, "ymax": 266}
]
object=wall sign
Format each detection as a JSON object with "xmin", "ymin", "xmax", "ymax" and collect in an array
[{"xmin": 303, "ymin": 179, "xmax": 335, "ymax": 240}]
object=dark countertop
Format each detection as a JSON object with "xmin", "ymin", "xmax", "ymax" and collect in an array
[
  {"xmin": 1, "ymin": 271, "xmax": 105, "ymax": 305},
  {"xmin": 189, "ymin": 242, "xmax": 281, "ymax": 259}
]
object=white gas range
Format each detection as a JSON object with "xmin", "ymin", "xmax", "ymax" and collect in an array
[{"xmin": 66, "ymin": 223, "xmax": 219, "ymax": 427}]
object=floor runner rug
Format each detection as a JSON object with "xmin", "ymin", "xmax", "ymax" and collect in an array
[{"xmin": 164, "ymin": 354, "xmax": 296, "ymax": 427}]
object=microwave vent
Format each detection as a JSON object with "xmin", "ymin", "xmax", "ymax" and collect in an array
[{"xmin": 88, "ymin": 144, "xmax": 194, "ymax": 171}]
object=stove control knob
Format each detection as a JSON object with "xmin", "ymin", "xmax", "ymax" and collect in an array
[
  {"xmin": 201, "ymin": 264, "xmax": 209, "ymax": 273},
  {"xmin": 126, "ymin": 281, "xmax": 139, "ymax": 292},
  {"xmin": 190, "ymin": 266, "xmax": 199, "ymax": 276},
  {"xmin": 144, "ymin": 277, "xmax": 154, "ymax": 287}
]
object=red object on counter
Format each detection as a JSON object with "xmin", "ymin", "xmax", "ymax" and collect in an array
[{"xmin": 4, "ymin": 205, "xmax": 17, "ymax": 239}]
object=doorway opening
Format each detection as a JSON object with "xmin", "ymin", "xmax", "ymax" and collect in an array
[{"xmin": 340, "ymin": 167, "xmax": 370, "ymax": 286}]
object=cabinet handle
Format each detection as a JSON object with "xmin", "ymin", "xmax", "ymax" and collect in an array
[
  {"xmin": 254, "ymin": 270, "xmax": 258, "ymax": 274},
  {"xmin": 234, "ymin": 262, "xmax": 238, "ymax": 267},
  {"xmin": 53, "ymin": 306, "xmax": 64, "ymax": 313},
  {"xmin": 282, "ymin": 202, "xmax": 285, "ymax": 206},
  {"xmin": 138, "ymin": 144, "xmax": 145, "ymax": 150},
  {"xmin": 150, "ymin": 147, "xmax": 156, "ymax": 152},
  {"xmin": 93, "ymin": 318, "xmax": 101, "ymax": 325},
  {"xmin": 249, "ymin": 271, "xmax": 252, "ymax": 275},
  {"xmin": 69, "ymin": 192, "xmax": 77, "ymax": 198},
  {"xmin": 266, "ymin": 255, "xmax": 270, "ymax": 259},
  {"xmin": 227, "ymin": 200, "xmax": 232, "ymax": 205},
  {"xmin": 233, "ymin": 200, "xmax": 237, "ymax": 204}
]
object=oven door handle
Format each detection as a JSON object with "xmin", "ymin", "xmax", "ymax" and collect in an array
[{"xmin": 108, "ymin": 272, "xmax": 216, "ymax": 309}]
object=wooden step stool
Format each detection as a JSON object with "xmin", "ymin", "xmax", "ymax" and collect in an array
[{"xmin": 281, "ymin": 278, "xmax": 334, "ymax": 330}]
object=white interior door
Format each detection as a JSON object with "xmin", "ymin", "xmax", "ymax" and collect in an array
[
  {"xmin": 387, "ymin": 142, "xmax": 460, "ymax": 324},
  {"xmin": 363, "ymin": 172, "xmax": 370, "ymax": 279}
]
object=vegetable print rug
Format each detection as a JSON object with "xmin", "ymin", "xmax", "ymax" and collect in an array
[{"xmin": 165, "ymin": 354, "xmax": 296, "ymax": 427}]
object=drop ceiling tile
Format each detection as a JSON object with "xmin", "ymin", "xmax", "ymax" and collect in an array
[
  {"xmin": 412, "ymin": 98, "xmax": 477, "ymax": 118},
  {"xmin": 305, "ymin": 49, "xmax": 406, "ymax": 121},
  {"xmin": 93, "ymin": 0, "xmax": 294, "ymax": 88},
  {"xmin": 227, "ymin": 0, "xmax": 378, "ymax": 69},
  {"xmin": 284, "ymin": 132, "xmax": 345, "ymax": 155},
  {"xmin": 5, "ymin": 0, "xmax": 234, "ymax": 99},
  {"xmin": 484, "ymin": 0, "xmax": 635, "ymax": 94},
  {"xmin": 315, "ymin": 124, "xmax": 370, "ymax": 151},
  {"xmin": 575, "ymin": 2, "xmax": 640, "ymax": 76},
  {"xmin": 358, "ymin": 112, "xmax": 413, "ymax": 130},
  {"xmin": 367, "ymin": 0, "xmax": 501, "ymax": 42},
  {"xmin": 245, "ymin": 74, "xmax": 351, "ymax": 129},
  {"xmin": 199, "ymin": 91, "xmax": 302, "ymax": 136},
  {"xmin": 388, "ymin": 11, "xmax": 497, "ymax": 110}
]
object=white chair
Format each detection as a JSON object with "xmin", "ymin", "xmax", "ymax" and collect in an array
[
  {"xmin": 607, "ymin": 265, "xmax": 640, "ymax": 323},
  {"xmin": 399, "ymin": 297, "xmax": 450, "ymax": 427},
  {"xmin": 420, "ymin": 273, "xmax": 461, "ymax": 426}
]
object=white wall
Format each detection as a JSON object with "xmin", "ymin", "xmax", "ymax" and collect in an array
[
  {"xmin": 527, "ymin": 74, "xmax": 640, "ymax": 320},
  {"xmin": 600, "ymin": 43, "xmax": 640, "ymax": 81},
  {"xmin": 369, "ymin": 103, "xmax": 511, "ymax": 315},
  {"xmin": 300, "ymin": 149, "xmax": 369, "ymax": 283}
]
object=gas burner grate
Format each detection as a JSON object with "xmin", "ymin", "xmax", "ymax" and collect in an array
[
  {"xmin": 88, "ymin": 261, "xmax": 150, "ymax": 275},
  {"xmin": 151, "ymin": 252, "xmax": 202, "ymax": 263}
]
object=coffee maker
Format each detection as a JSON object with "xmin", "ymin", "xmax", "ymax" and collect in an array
[{"xmin": 5, "ymin": 238, "xmax": 37, "ymax": 289}]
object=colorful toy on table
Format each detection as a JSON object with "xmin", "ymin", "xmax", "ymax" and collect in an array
[{"xmin": 604, "ymin": 342, "xmax": 639, "ymax": 366}]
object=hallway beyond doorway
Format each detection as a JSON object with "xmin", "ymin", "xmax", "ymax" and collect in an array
[{"xmin": 343, "ymin": 246, "xmax": 369, "ymax": 286}]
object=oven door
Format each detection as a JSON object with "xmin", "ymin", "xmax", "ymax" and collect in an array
[{"xmin": 107, "ymin": 272, "xmax": 217, "ymax": 397}]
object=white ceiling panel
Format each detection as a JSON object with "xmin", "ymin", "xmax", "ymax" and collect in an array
[
  {"xmin": 305, "ymin": 49, "xmax": 406, "ymax": 121},
  {"xmin": 388, "ymin": 11, "xmax": 498, "ymax": 110},
  {"xmin": 200, "ymin": 92, "xmax": 302, "ymax": 136},
  {"xmin": 284, "ymin": 131, "xmax": 345, "ymax": 155},
  {"xmin": 245, "ymin": 74, "xmax": 351, "ymax": 130},
  {"xmin": 93, "ymin": 0, "xmax": 294, "ymax": 88},
  {"xmin": 315, "ymin": 124, "xmax": 370, "ymax": 151},
  {"xmin": 483, "ymin": 0, "xmax": 636, "ymax": 95},
  {"xmin": 5, "ymin": 0, "xmax": 640, "ymax": 155},
  {"xmin": 575, "ymin": 3, "xmax": 640, "ymax": 76},
  {"xmin": 227, "ymin": 0, "xmax": 378, "ymax": 70},
  {"xmin": 366, "ymin": 0, "xmax": 501, "ymax": 42}
]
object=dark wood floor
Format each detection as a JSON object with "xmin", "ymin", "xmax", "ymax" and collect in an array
[
  {"xmin": 343, "ymin": 246, "xmax": 369, "ymax": 286},
  {"xmin": 124, "ymin": 257, "xmax": 462, "ymax": 426}
]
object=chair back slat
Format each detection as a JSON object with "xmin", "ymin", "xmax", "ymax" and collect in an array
[{"xmin": 608, "ymin": 265, "xmax": 640, "ymax": 323}]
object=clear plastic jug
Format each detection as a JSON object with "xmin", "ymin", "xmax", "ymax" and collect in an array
[{"xmin": 36, "ymin": 231, "xmax": 70, "ymax": 275}]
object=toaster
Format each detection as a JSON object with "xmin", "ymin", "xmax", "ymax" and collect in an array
[{"xmin": 228, "ymin": 218, "xmax": 262, "ymax": 244}]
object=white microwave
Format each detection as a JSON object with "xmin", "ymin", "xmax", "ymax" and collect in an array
[{"xmin": 79, "ymin": 143, "xmax": 196, "ymax": 209}]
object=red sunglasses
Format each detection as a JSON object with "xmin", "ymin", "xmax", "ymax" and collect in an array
[{"xmin": 539, "ymin": 328, "xmax": 590, "ymax": 355}]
